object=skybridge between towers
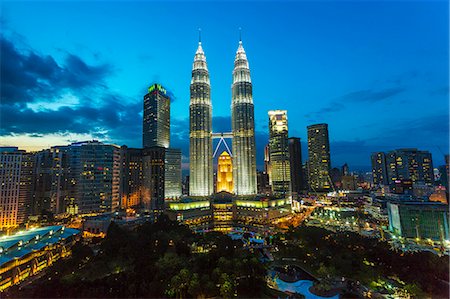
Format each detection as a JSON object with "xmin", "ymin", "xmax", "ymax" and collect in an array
[{"xmin": 212, "ymin": 132, "xmax": 233, "ymax": 158}]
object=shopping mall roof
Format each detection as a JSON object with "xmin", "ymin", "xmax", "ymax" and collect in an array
[{"xmin": 0, "ymin": 226, "xmax": 80, "ymax": 267}]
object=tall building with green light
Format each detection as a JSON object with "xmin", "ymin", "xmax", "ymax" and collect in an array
[{"xmin": 143, "ymin": 83, "xmax": 170, "ymax": 149}]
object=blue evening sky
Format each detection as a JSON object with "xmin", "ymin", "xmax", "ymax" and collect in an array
[{"xmin": 1, "ymin": 0, "xmax": 448, "ymax": 170}]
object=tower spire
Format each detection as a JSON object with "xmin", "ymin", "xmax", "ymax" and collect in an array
[
  {"xmin": 198, "ymin": 28, "xmax": 202, "ymax": 43},
  {"xmin": 239, "ymin": 27, "xmax": 242, "ymax": 43}
]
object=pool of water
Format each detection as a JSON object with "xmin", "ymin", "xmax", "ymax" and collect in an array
[{"xmin": 272, "ymin": 274, "xmax": 339, "ymax": 299}]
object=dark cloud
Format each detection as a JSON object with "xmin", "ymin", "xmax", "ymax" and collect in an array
[
  {"xmin": 0, "ymin": 35, "xmax": 112, "ymax": 107},
  {"xmin": 0, "ymin": 34, "xmax": 142, "ymax": 148},
  {"xmin": 338, "ymin": 87, "xmax": 405, "ymax": 103},
  {"xmin": 306, "ymin": 87, "xmax": 405, "ymax": 120}
]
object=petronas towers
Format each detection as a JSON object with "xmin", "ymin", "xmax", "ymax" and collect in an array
[{"xmin": 189, "ymin": 37, "xmax": 257, "ymax": 197}]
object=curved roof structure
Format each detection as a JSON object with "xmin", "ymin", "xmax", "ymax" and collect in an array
[{"xmin": 0, "ymin": 226, "xmax": 80, "ymax": 267}]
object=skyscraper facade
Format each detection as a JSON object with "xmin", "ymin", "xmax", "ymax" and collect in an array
[
  {"xmin": 143, "ymin": 84, "xmax": 170, "ymax": 149},
  {"xmin": 66, "ymin": 141, "xmax": 120, "ymax": 214},
  {"xmin": 385, "ymin": 148, "xmax": 434, "ymax": 186},
  {"xmin": 142, "ymin": 147, "xmax": 166, "ymax": 212},
  {"xmin": 217, "ymin": 151, "xmax": 233, "ymax": 193},
  {"xmin": 307, "ymin": 123, "xmax": 331, "ymax": 192},
  {"xmin": 371, "ymin": 152, "xmax": 389, "ymax": 186},
  {"xmin": 34, "ymin": 147, "xmax": 69, "ymax": 215},
  {"xmin": 118, "ymin": 146, "xmax": 143, "ymax": 209},
  {"xmin": 268, "ymin": 110, "xmax": 290, "ymax": 195},
  {"xmin": 231, "ymin": 41, "xmax": 257, "ymax": 196},
  {"xmin": 189, "ymin": 41, "xmax": 213, "ymax": 197},
  {"xmin": 0, "ymin": 147, "xmax": 34, "ymax": 231},
  {"xmin": 288, "ymin": 137, "xmax": 304, "ymax": 197},
  {"xmin": 165, "ymin": 148, "xmax": 182, "ymax": 199}
]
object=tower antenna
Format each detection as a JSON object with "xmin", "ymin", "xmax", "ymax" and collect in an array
[
  {"xmin": 239, "ymin": 27, "xmax": 242, "ymax": 42},
  {"xmin": 198, "ymin": 28, "xmax": 201, "ymax": 43}
]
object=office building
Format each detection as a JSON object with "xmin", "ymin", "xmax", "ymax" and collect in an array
[
  {"xmin": 142, "ymin": 147, "xmax": 166, "ymax": 212},
  {"xmin": 189, "ymin": 40, "xmax": 214, "ymax": 197},
  {"xmin": 33, "ymin": 147, "xmax": 69, "ymax": 215},
  {"xmin": 371, "ymin": 152, "xmax": 389, "ymax": 186},
  {"xmin": 118, "ymin": 146, "xmax": 143, "ymax": 209},
  {"xmin": 373, "ymin": 149, "xmax": 434, "ymax": 187},
  {"xmin": 268, "ymin": 110, "xmax": 290, "ymax": 195},
  {"xmin": 143, "ymin": 83, "xmax": 170, "ymax": 148},
  {"xmin": 165, "ymin": 148, "xmax": 182, "ymax": 199},
  {"xmin": 387, "ymin": 201, "xmax": 449, "ymax": 241},
  {"xmin": 231, "ymin": 40, "xmax": 257, "ymax": 196},
  {"xmin": 217, "ymin": 151, "xmax": 233, "ymax": 193},
  {"xmin": 64, "ymin": 141, "xmax": 120, "ymax": 214},
  {"xmin": 0, "ymin": 147, "xmax": 34, "ymax": 231},
  {"xmin": 307, "ymin": 123, "xmax": 331, "ymax": 192},
  {"xmin": 289, "ymin": 137, "xmax": 304, "ymax": 197}
]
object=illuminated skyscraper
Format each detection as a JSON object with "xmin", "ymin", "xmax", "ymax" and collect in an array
[
  {"xmin": 385, "ymin": 148, "xmax": 434, "ymax": 186},
  {"xmin": 143, "ymin": 83, "xmax": 170, "ymax": 149},
  {"xmin": 268, "ymin": 110, "xmax": 290, "ymax": 195},
  {"xmin": 189, "ymin": 39, "xmax": 213, "ymax": 197},
  {"xmin": 165, "ymin": 148, "xmax": 182, "ymax": 199},
  {"xmin": 231, "ymin": 40, "xmax": 257, "ymax": 196},
  {"xmin": 217, "ymin": 151, "xmax": 233, "ymax": 193},
  {"xmin": 307, "ymin": 123, "xmax": 331, "ymax": 192},
  {"xmin": 0, "ymin": 147, "xmax": 34, "ymax": 231}
]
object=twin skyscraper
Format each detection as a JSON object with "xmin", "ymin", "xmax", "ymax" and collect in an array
[{"xmin": 189, "ymin": 37, "xmax": 257, "ymax": 197}]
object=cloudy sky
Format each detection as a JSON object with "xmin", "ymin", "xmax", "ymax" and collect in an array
[{"xmin": 1, "ymin": 0, "xmax": 448, "ymax": 171}]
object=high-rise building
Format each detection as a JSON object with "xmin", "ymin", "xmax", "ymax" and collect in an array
[
  {"xmin": 382, "ymin": 149, "xmax": 434, "ymax": 186},
  {"xmin": 189, "ymin": 40, "xmax": 213, "ymax": 197},
  {"xmin": 63, "ymin": 141, "xmax": 120, "ymax": 214},
  {"xmin": 142, "ymin": 147, "xmax": 166, "ymax": 212},
  {"xmin": 342, "ymin": 163, "xmax": 349, "ymax": 176},
  {"xmin": 118, "ymin": 146, "xmax": 143, "ymax": 209},
  {"xmin": 288, "ymin": 137, "xmax": 303, "ymax": 197},
  {"xmin": 143, "ymin": 83, "xmax": 170, "ymax": 148},
  {"xmin": 231, "ymin": 40, "xmax": 257, "ymax": 196},
  {"xmin": 0, "ymin": 147, "xmax": 35, "ymax": 231},
  {"xmin": 371, "ymin": 152, "xmax": 389, "ymax": 186},
  {"xmin": 268, "ymin": 110, "xmax": 290, "ymax": 195},
  {"xmin": 217, "ymin": 151, "xmax": 233, "ymax": 193},
  {"xmin": 165, "ymin": 148, "xmax": 182, "ymax": 199},
  {"xmin": 34, "ymin": 147, "xmax": 69, "ymax": 215},
  {"xmin": 307, "ymin": 123, "xmax": 331, "ymax": 192}
]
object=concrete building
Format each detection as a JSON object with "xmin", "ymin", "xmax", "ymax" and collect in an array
[
  {"xmin": 371, "ymin": 152, "xmax": 389, "ymax": 186},
  {"xmin": 33, "ymin": 147, "xmax": 69, "ymax": 216},
  {"xmin": 118, "ymin": 146, "xmax": 143, "ymax": 209},
  {"xmin": 387, "ymin": 201, "xmax": 449, "ymax": 241},
  {"xmin": 268, "ymin": 110, "xmax": 291, "ymax": 195},
  {"xmin": 386, "ymin": 148, "xmax": 434, "ymax": 186},
  {"xmin": 66, "ymin": 141, "xmax": 120, "ymax": 214},
  {"xmin": 307, "ymin": 123, "xmax": 331, "ymax": 192},
  {"xmin": 0, "ymin": 147, "xmax": 34, "ymax": 231},
  {"xmin": 142, "ymin": 147, "xmax": 166, "ymax": 212}
]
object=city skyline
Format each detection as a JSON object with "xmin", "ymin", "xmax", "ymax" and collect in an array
[{"xmin": 1, "ymin": 1, "xmax": 448, "ymax": 170}]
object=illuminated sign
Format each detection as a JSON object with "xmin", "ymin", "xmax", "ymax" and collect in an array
[{"xmin": 148, "ymin": 84, "xmax": 167, "ymax": 95}]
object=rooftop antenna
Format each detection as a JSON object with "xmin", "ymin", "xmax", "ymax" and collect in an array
[{"xmin": 198, "ymin": 28, "xmax": 202, "ymax": 43}]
